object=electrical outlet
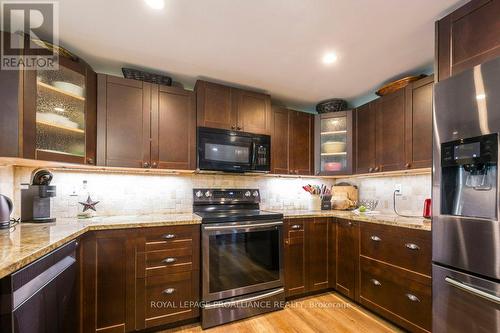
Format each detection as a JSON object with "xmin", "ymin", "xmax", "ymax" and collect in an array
[{"xmin": 394, "ymin": 184, "xmax": 402, "ymax": 195}]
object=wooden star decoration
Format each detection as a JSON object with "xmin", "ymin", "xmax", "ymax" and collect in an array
[{"xmin": 79, "ymin": 196, "xmax": 100, "ymax": 212}]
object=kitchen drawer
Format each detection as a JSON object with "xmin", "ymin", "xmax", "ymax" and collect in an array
[
  {"xmin": 285, "ymin": 219, "xmax": 306, "ymax": 238},
  {"xmin": 137, "ymin": 247, "xmax": 194, "ymax": 278},
  {"xmin": 360, "ymin": 223, "xmax": 431, "ymax": 275},
  {"xmin": 142, "ymin": 225, "xmax": 198, "ymax": 252},
  {"xmin": 359, "ymin": 257, "xmax": 431, "ymax": 333},
  {"xmin": 137, "ymin": 271, "xmax": 199, "ymax": 329}
]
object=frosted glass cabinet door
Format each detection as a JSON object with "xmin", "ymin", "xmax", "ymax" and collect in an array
[
  {"xmin": 315, "ymin": 111, "xmax": 354, "ymax": 175},
  {"xmin": 24, "ymin": 57, "xmax": 96, "ymax": 164}
]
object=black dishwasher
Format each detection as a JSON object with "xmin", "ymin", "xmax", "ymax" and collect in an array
[{"xmin": 0, "ymin": 240, "xmax": 78, "ymax": 333}]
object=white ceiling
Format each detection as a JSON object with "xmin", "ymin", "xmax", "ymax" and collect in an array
[{"xmin": 55, "ymin": 0, "xmax": 465, "ymax": 111}]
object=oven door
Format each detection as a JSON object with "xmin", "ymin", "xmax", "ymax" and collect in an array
[
  {"xmin": 202, "ymin": 220, "xmax": 284, "ymax": 302},
  {"xmin": 198, "ymin": 128, "xmax": 254, "ymax": 172}
]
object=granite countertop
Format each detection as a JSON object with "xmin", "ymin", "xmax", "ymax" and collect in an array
[
  {"xmin": 0, "ymin": 213, "xmax": 201, "ymax": 279},
  {"xmin": 0, "ymin": 210, "xmax": 430, "ymax": 279},
  {"xmin": 276, "ymin": 209, "xmax": 431, "ymax": 231}
]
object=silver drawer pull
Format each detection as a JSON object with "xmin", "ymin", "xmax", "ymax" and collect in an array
[
  {"xmin": 406, "ymin": 293, "xmax": 420, "ymax": 302},
  {"xmin": 162, "ymin": 257, "xmax": 177, "ymax": 264},
  {"xmin": 370, "ymin": 279, "xmax": 382, "ymax": 286},
  {"xmin": 405, "ymin": 243, "xmax": 420, "ymax": 250},
  {"xmin": 163, "ymin": 288, "xmax": 175, "ymax": 295},
  {"xmin": 370, "ymin": 235, "xmax": 382, "ymax": 242},
  {"xmin": 162, "ymin": 234, "xmax": 176, "ymax": 239},
  {"xmin": 291, "ymin": 224, "xmax": 302, "ymax": 230}
]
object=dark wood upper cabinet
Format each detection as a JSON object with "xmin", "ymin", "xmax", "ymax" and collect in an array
[
  {"xmin": 195, "ymin": 80, "xmax": 272, "ymax": 134},
  {"xmin": 0, "ymin": 40, "xmax": 97, "ymax": 165},
  {"xmin": 97, "ymin": 74, "xmax": 195, "ymax": 170},
  {"xmin": 151, "ymin": 85, "xmax": 196, "ymax": 170},
  {"xmin": 195, "ymin": 80, "xmax": 234, "ymax": 130},
  {"xmin": 22, "ymin": 56, "xmax": 97, "ymax": 165},
  {"xmin": 234, "ymin": 89, "xmax": 272, "ymax": 135},
  {"xmin": 289, "ymin": 110, "xmax": 314, "ymax": 175},
  {"xmin": 436, "ymin": 0, "xmax": 500, "ymax": 81},
  {"xmin": 97, "ymin": 75, "xmax": 151, "ymax": 168},
  {"xmin": 271, "ymin": 107, "xmax": 290, "ymax": 174},
  {"xmin": 405, "ymin": 76, "xmax": 434, "ymax": 169},
  {"xmin": 306, "ymin": 217, "xmax": 330, "ymax": 292},
  {"xmin": 315, "ymin": 111, "xmax": 355, "ymax": 176},
  {"xmin": 375, "ymin": 89, "xmax": 406, "ymax": 172},
  {"xmin": 336, "ymin": 219, "xmax": 359, "ymax": 300},
  {"xmin": 271, "ymin": 107, "xmax": 313, "ymax": 175},
  {"xmin": 355, "ymin": 102, "xmax": 377, "ymax": 174}
]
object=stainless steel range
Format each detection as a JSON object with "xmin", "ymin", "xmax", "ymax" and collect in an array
[
  {"xmin": 433, "ymin": 57, "xmax": 500, "ymax": 332},
  {"xmin": 193, "ymin": 188, "xmax": 285, "ymax": 329}
]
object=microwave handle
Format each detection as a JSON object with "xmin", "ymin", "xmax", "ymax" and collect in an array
[{"xmin": 251, "ymin": 141, "xmax": 257, "ymax": 168}]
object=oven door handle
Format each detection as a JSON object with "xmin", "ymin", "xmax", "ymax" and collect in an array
[
  {"xmin": 203, "ymin": 221, "xmax": 283, "ymax": 231},
  {"xmin": 203, "ymin": 288, "xmax": 284, "ymax": 309},
  {"xmin": 445, "ymin": 277, "xmax": 500, "ymax": 304}
]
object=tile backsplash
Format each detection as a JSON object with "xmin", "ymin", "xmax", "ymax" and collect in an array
[
  {"xmin": 336, "ymin": 173, "xmax": 431, "ymax": 216},
  {"xmin": 0, "ymin": 166, "xmax": 431, "ymax": 219},
  {"xmin": 6, "ymin": 167, "xmax": 334, "ymax": 219}
]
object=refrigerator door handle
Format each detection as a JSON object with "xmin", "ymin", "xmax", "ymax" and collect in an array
[{"xmin": 445, "ymin": 276, "xmax": 500, "ymax": 304}]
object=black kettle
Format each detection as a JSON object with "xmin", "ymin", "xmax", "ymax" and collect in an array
[{"xmin": 0, "ymin": 194, "xmax": 13, "ymax": 229}]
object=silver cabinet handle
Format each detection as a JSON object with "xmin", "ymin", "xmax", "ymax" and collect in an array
[
  {"xmin": 405, "ymin": 243, "xmax": 420, "ymax": 250},
  {"xmin": 162, "ymin": 234, "xmax": 176, "ymax": 239},
  {"xmin": 405, "ymin": 293, "xmax": 420, "ymax": 302},
  {"xmin": 162, "ymin": 257, "xmax": 177, "ymax": 264},
  {"xmin": 370, "ymin": 235, "xmax": 381, "ymax": 242},
  {"xmin": 163, "ymin": 288, "xmax": 175, "ymax": 294},
  {"xmin": 370, "ymin": 279, "xmax": 382, "ymax": 286},
  {"xmin": 291, "ymin": 224, "xmax": 302, "ymax": 230},
  {"xmin": 445, "ymin": 277, "xmax": 500, "ymax": 304}
]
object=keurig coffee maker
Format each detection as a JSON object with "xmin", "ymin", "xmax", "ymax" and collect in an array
[{"xmin": 21, "ymin": 169, "xmax": 57, "ymax": 223}]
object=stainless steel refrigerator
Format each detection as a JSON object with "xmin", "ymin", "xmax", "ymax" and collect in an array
[{"xmin": 433, "ymin": 56, "xmax": 500, "ymax": 332}]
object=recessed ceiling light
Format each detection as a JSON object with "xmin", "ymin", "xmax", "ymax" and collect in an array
[
  {"xmin": 144, "ymin": 0, "xmax": 165, "ymax": 10},
  {"xmin": 322, "ymin": 52, "xmax": 338, "ymax": 65},
  {"xmin": 476, "ymin": 94, "xmax": 486, "ymax": 100}
]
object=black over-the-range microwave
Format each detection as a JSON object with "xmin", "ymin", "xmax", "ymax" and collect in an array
[{"xmin": 197, "ymin": 127, "xmax": 271, "ymax": 173}]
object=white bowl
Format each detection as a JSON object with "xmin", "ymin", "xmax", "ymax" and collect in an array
[{"xmin": 53, "ymin": 81, "xmax": 84, "ymax": 97}]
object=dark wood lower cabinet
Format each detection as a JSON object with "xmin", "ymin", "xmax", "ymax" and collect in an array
[
  {"xmin": 80, "ymin": 230, "xmax": 136, "ymax": 333},
  {"xmin": 359, "ymin": 257, "xmax": 431, "ymax": 333},
  {"xmin": 80, "ymin": 225, "xmax": 200, "ymax": 333},
  {"xmin": 335, "ymin": 219, "xmax": 360, "ymax": 300},
  {"xmin": 284, "ymin": 218, "xmax": 332, "ymax": 297},
  {"xmin": 283, "ymin": 218, "xmax": 431, "ymax": 333},
  {"xmin": 284, "ymin": 219, "xmax": 306, "ymax": 297},
  {"xmin": 306, "ymin": 218, "xmax": 330, "ymax": 291}
]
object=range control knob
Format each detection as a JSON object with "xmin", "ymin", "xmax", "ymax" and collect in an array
[
  {"xmin": 252, "ymin": 191, "xmax": 259, "ymax": 197},
  {"xmin": 205, "ymin": 191, "xmax": 211, "ymax": 198},
  {"xmin": 195, "ymin": 190, "xmax": 203, "ymax": 198},
  {"xmin": 245, "ymin": 191, "xmax": 251, "ymax": 197}
]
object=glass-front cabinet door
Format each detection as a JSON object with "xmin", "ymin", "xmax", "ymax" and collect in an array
[
  {"xmin": 315, "ymin": 110, "xmax": 354, "ymax": 175},
  {"xmin": 24, "ymin": 57, "xmax": 96, "ymax": 165}
]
